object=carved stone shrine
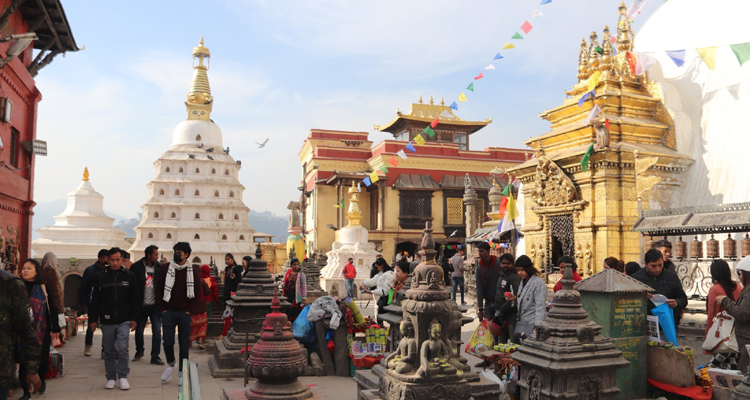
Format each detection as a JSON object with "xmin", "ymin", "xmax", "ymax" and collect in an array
[
  {"xmin": 302, "ymin": 253, "xmax": 326, "ymax": 302},
  {"xmin": 512, "ymin": 266, "xmax": 629, "ymax": 400},
  {"xmin": 210, "ymin": 246, "xmax": 290, "ymax": 378}
]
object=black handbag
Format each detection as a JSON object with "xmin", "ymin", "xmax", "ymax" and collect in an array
[{"xmin": 513, "ymin": 320, "xmax": 535, "ymax": 343}]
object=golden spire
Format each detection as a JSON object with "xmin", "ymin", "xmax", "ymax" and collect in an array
[
  {"xmin": 577, "ymin": 38, "xmax": 589, "ymax": 82},
  {"xmin": 347, "ymin": 181, "xmax": 362, "ymax": 226},
  {"xmin": 600, "ymin": 25, "xmax": 613, "ymax": 72},
  {"xmin": 617, "ymin": 2, "xmax": 634, "ymax": 53},
  {"xmin": 418, "ymin": 95, "xmax": 423, "ymax": 104},
  {"xmin": 429, "ymin": 95, "xmax": 434, "ymax": 105},
  {"xmin": 587, "ymin": 31, "xmax": 601, "ymax": 75},
  {"xmin": 440, "ymin": 97, "xmax": 445, "ymax": 106},
  {"xmin": 185, "ymin": 37, "xmax": 213, "ymax": 121},
  {"xmin": 83, "ymin": 167, "xmax": 89, "ymax": 181}
]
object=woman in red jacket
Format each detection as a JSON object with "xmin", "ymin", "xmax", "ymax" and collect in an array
[{"xmin": 196, "ymin": 265, "xmax": 219, "ymax": 349}]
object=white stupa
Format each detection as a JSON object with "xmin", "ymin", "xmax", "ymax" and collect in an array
[
  {"xmin": 32, "ymin": 167, "xmax": 130, "ymax": 259},
  {"xmin": 635, "ymin": 0, "xmax": 750, "ymax": 207},
  {"xmin": 320, "ymin": 182, "xmax": 379, "ymax": 296},
  {"xmin": 128, "ymin": 38, "xmax": 255, "ymax": 264}
]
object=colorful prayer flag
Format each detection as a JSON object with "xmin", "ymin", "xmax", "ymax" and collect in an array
[
  {"xmin": 540, "ymin": 0, "xmax": 551, "ymax": 4},
  {"xmin": 626, "ymin": 52, "xmax": 637, "ymax": 75},
  {"xmin": 334, "ymin": 203, "xmax": 340, "ymax": 209},
  {"xmin": 430, "ymin": 118, "xmax": 439, "ymax": 128},
  {"xmin": 530, "ymin": 10, "xmax": 543, "ymax": 18},
  {"xmin": 587, "ymin": 70, "xmax": 601, "ymax": 92},
  {"xmin": 666, "ymin": 50, "xmax": 686, "ymax": 67},
  {"xmin": 484, "ymin": 64, "xmax": 495, "ymax": 70},
  {"xmin": 357, "ymin": 182, "xmax": 361, "ymax": 192},
  {"xmin": 501, "ymin": 184, "xmax": 510, "ymax": 197},
  {"xmin": 627, "ymin": 0, "xmax": 647, "ymax": 20},
  {"xmin": 405, "ymin": 142, "xmax": 416, "ymax": 152},
  {"xmin": 502, "ymin": 43, "xmax": 514, "ymax": 50},
  {"xmin": 423, "ymin": 126, "xmax": 436, "ymax": 138},
  {"xmin": 499, "ymin": 196, "xmax": 508, "ymax": 218},
  {"xmin": 474, "ymin": 73, "xmax": 484, "ymax": 80},
  {"xmin": 379, "ymin": 164, "xmax": 388, "ymax": 174},
  {"xmin": 493, "ymin": 53, "xmax": 504, "ymax": 60},
  {"xmin": 635, "ymin": 52, "xmax": 658, "ymax": 75},
  {"xmin": 580, "ymin": 142, "xmax": 595, "ymax": 172},
  {"xmin": 731, "ymin": 42, "xmax": 750, "ymax": 66},
  {"xmin": 388, "ymin": 156, "xmax": 399, "ymax": 167},
  {"xmin": 340, "ymin": 199, "xmax": 344, "ymax": 208},
  {"xmin": 440, "ymin": 110, "xmax": 453, "ymax": 118},
  {"xmin": 498, "ymin": 214, "xmax": 515, "ymax": 235},
  {"xmin": 397, "ymin": 149, "xmax": 407, "ymax": 160},
  {"xmin": 521, "ymin": 21, "xmax": 533, "ymax": 34},
  {"xmin": 512, "ymin": 32, "xmax": 523, "ymax": 40},
  {"xmin": 506, "ymin": 191, "xmax": 519, "ymax": 221},
  {"xmin": 467, "ymin": 82, "xmax": 475, "ymax": 92},
  {"xmin": 458, "ymin": 92, "xmax": 468, "ymax": 102},
  {"xmin": 595, "ymin": 46, "xmax": 603, "ymax": 55},
  {"xmin": 577, "ymin": 90, "xmax": 595, "ymax": 107},
  {"xmin": 728, "ymin": 83, "xmax": 742, "ymax": 101},
  {"xmin": 363, "ymin": 177, "xmax": 371, "ymax": 187},
  {"xmin": 414, "ymin": 134, "xmax": 425, "ymax": 146},
  {"xmin": 370, "ymin": 171, "xmax": 380, "ymax": 183},
  {"xmin": 449, "ymin": 101, "xmax": 458, "ymax": 110},
  {"xmin": 696, "ymin": 47, "xmax": 718, "ymax": 70},
  {"xmin": 582, "ymin": 104, "xmax": 601, "ymax": 126},
  {"xmin": 604, "ymin": 118, "xmax": 610, "ymax": 130}
]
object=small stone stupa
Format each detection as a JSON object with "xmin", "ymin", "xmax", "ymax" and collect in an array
[
  {"xmin": 320, "ymin": 182, "xmax": 379, "ymax": 296},
  {"xmin": 512, "ymin": 266, "xmax": 629, "ymax": 399},
  {"xmin": 209, "ymin": 247, "xmax": 290, "ymax": 378}
]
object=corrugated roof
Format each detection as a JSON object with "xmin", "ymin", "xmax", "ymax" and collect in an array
[
  {"xmin": 574, "ymin": 268, "xmax": 654, "ymax": 293},
  {"xmin": 632, "ymin": 202, "xmax": 750, "ymax": 236},
  {"xmin": 465, "ymin": 226, "xmax": 519, "ymax": 243},
  {"xmin": 439, "ymin": 175, "xmax": 493, "ymax": 190},
  {"xmin": 393, "ymin": 174, "xmax": 440, "ymax": 190}
]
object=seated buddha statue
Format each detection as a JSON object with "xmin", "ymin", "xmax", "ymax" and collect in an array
[
  {"xmin": 417, "ymin": 321, "xmax": 457, "ymax": 378},
  {"xmin": 384, "ymin": 320, "xmax": 417, "ymax": 374}
]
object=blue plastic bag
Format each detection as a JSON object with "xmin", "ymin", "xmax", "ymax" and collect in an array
[
  {"xmin": 652, "ymin": 303, "xmax": 677, "ymax": 345},
  {"xmin": 293, "ymin": 305, "xmax": 316, "ymax": 344}
]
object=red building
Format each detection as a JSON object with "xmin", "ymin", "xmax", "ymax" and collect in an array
[{"xmin": 0, "ymin": 0, "xmax": 78, "ymax": 272}]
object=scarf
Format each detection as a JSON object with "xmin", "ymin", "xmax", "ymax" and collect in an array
[{"xmin": 163, "ymin": 259, "xmax": 194, "ymax": 303}]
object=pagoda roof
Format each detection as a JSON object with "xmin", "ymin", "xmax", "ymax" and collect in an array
[
  {"xmin": 575, "ymin": 268, "xmax": 654, "ymax": 293},
  {"xmin": 633, "ymin": 201, "xmax": 750, "ymax": 236},
  {"xmin": 376, "ymin": 100, "xmax": 491, "ymax": 134},
  {"xmin": 19, "ymin": 0, "xmax": 79, "ymax": 53}
]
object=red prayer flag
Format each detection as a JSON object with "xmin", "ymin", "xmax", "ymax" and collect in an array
[
  {"xmin": 430, "ymin": 118, "xmax": 439, "ymax": 128},
  {"xmin": 474, "ymin": 73, "xmax": 484, "ymax": 80},
  {"xmin": 388, "ymin": 156, "xmax": 399, "ymax": 167},
  {"xmin": 521, "ymin": 21, "xmax": 533, "ymax": 34},
  {"xmin": 604, "ymin": 118, "xmax": 610, "ymax": 130},
  {"xmin": 626, "ymin": 52, "xmax": 637, "ymax": 76},
  {"xmin": 499, "ymin": 196, "xmax": 509, "ymax": 217}
]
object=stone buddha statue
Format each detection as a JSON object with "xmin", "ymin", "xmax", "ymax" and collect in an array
[
  {"xmin": 384, "ymin": 320, "xmax": 418, "ymax": 374},
  {"xmin": 417, "ymin": 321, "xmax": 457, "ymax": 378}
]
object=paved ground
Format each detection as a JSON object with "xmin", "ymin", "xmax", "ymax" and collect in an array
[{"xmin": 35, "ymin": 299, "xmax": 485, "ymax": 399}]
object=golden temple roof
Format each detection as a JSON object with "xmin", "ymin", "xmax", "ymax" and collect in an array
[
  {"xmin": 375, "ymin": 95, "xmax": 492, "ymax": 133},
  {"xmin": 185, "ymin": 37, "xmax": 213, "ymax": 121}
]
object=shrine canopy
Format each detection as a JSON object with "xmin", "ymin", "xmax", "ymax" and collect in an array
[{"xmin": 633, "ymin": 202, "xmax": 750, "ymax": 237}]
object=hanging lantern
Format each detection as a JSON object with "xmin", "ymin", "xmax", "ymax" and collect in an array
[
  {"xmin": 743, "ymin": 234, "xmax": 750, "ymax": 258},
  {"xmin": 706, "ymin": 234, "xmax": 719, "ymax": 258},
  {"xmin": 690, "ymin": 236, "xmax": 703, "ymax": 259},
  {"xmin": 724, "ymin": 234, "xmax": 737, "ymax": 259},
  {"xmin": 675, "ymin": 236, "xmax": 687, "ymax": 260}
]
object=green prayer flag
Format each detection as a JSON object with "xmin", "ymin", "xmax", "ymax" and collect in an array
[
  {"xmin": 467, "ymin": 82, "xmax": 474, "ymax": 92},
  {"xmin": 580, "ymin": 142, "xmax": 595, "ymax": 172},
  {"xmin": 379, "ymin": 164, "xmax": 388, "ymax": 174},
  {"xmin": 423, "ymin": 126, "xmax": 436, "ymax": 138},
  {"xmin": 512, "ymin": 32, "xmax": 523, "ymax": 39},
  {"xmin": 731, "ymin": 42, "xmax": 750, "ymax": 66},
  {"xmin": 595, "ymin": 46, "xmax": 603, "ymax": 55},
  {"xmin": 340, "ymin": 199, "xmax": 344, "ymax": 208},
  {"xmin": 501, "ymin": 184, "xmax": 510, "ymax": 197}
]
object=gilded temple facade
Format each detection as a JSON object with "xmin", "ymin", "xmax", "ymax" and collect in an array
[{"xmin": 507, "ymin": 3, "xmax": 693, "ymax": 276}]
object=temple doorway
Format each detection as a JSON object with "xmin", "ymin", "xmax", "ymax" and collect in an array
[
  {"xmin": 548, "ymin": 214, "xmax": 575, "ymax": 273},
  {"xmin": 63, "ymin": 274, "xmax": 83, "ymax": 313},
  {"xmin": 395, "ymin": 241, "xmax": 419, "ymax": 262}
]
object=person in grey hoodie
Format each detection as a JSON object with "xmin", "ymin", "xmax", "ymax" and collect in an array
[{"xmin": 506, "ymin": 255, "xmax": 548, "ymax": 343}]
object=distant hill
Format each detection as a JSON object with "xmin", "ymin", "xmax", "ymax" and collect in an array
[{"xmin": 31, "ymin": 199, "xmax": 288, "ymax": 242}]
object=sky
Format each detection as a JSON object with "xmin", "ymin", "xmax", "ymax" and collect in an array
[{"xmin": 32, "ymin": 0, "xmax": 664, "ymax": 219}]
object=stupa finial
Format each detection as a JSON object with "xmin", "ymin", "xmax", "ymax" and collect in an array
[
  {"xmin": 419, "ymin": 221, "xmax": 437, "ymax": 262},
  {"xmin": 82, "ymin": 167, "xmax": 89, "ymax": 181},
  {"xmin": 271, "ymin": 287, "xmax": 281, "ymax": 313},
  {"xmin": 347, "ymin": 181, "xmax": 362, "ymax": 226},
  {"xmin": 255, "ymin": 245, "xmax": 263, "ymax": 259},
  {"xmin": 185, "ymin": 37, "xmax": 213, "ymax": 121}
]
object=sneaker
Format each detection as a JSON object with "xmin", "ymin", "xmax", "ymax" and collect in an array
[
  {"xmin": 151, "ymin": 356, "xmax": 165, "ymax": 365},
  {"xmin": 84, "ymin": 345, "xmax": 92, "ymax": 356},
  {"xmin": 105, "ymin": 380, "xmax": 116, "ymax": 389},
  {"xmin": 132, "ymin": 352, "xmax": 144, "ymax": 361},
  {"xmin": 161, "ymin": 364, "xmax": 175, "ymax": 382},
  {"xmin": 119, "ymin": 378, "xmax": 130, "ymax": 390}
]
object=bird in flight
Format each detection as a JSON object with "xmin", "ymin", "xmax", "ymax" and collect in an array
[{"xmin": 256, "ymin": 138, "xmax": 269, "ymax": 148}]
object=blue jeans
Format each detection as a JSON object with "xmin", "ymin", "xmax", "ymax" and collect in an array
[
  {"xmin": 345, "ymin": 278, "xmax": 355, "ymax": 298},
  {"xmin": 452, "ymin": 276, "xmax": 465, "ymax": 303},
  {"xmin": 135, "ymin": 304, "xmax": 162, "ymax": 357},
  {"xmin": 162, "ymin": 310, "xmax": 191, "ymax": 372}
]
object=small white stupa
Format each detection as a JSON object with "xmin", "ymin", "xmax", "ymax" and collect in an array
[
  {"xmin": 320, "ymin": 182, "xmax": 379, "ymax": 296},
  {"xmin": 32, "ymin": 167, "xmax": 130, "ymax": 259}
]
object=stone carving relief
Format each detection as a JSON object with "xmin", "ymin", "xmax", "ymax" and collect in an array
[
  {"xmin": 584, "ymin": 242, "xmax": 593, "ymax": 275},
  {"xmin": 577, "ymin": 326, "xmax": 595, "ymax": 344},
  {"xmin": 528, "ymin": 371, "xmax": 543, "ymax": 400},
  {"xmin": 532, "ymin": 156, "xmax": 576, "ymax": 207},
  {"xmin": 385, "ymin": 320, "xmax": 417, "ymax": 374},
  {"xmin": 578, "ymin": 376, "xmax": 602, "ymax": 400}
]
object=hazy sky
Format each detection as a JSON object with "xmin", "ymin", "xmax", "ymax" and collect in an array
[{"xmin": 32, "ymin": 0, "xmax": 663, "ymax": 218}]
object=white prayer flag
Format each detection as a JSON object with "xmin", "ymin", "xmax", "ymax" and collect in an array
[
  {"xmin": 635, "ymin": 52, "xmax": 658, "ymax": 75},
  {"xmin": 440, "ymin": 110, "xmax": 454, "ymax": 118},
  {"xmin": 627, "ymin": 0, "xmax": 647, "ymax": 20},
  {"xmin": 582, "ymin": 104, "xmax": 601, "ymax": 126},
  {"xmin": 357, "ymin": 182, "xmax": 361, "ymax": 192},
  {"xmin": 728, "ymin": 82, "xmax": 742, "ymax": 101},
  {"xmin": 530, "ymin": 9, "xmax": 543, "ymax": 18},
  {"xmin": 484, "ymin": 64, "xmax": 496, "ymax": 70},
  {"xmin": 498, "ymin": 214, "xmax": 515, "ymax": 235},
  {"xmin": 397, "ymin": 149, "xmax": 408, "ymax": 160}
]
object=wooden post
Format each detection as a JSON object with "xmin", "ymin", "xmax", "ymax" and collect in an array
[
  {"xmin": 333, "ymin": 322, "xmax": 350, "ymax": 376},
  {"xmin": 313, "ymin": 320, "xmax": 335, "ymax": 376}
]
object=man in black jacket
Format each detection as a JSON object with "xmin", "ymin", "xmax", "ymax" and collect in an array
[
  {"xmin": 89, "ymin": 248, "xmax": 140, "ymax": 391},
  {"xmin": 653, "ymin": 239, "xmax": 676, "ymax": 272},
  {"xmin": 493, "ymin": 253, "xmax": 521, "ymax": 343},
  {"xmin": 632, "ymin": 248, "xmax": 688, "ymax": 331},
  {"xmin": 129, "ymin": 245, "xmax": 164, "ymax": 364},
  {"xmin": 79, "ymin": 248, "xmax": 109, "ymax": 357}
]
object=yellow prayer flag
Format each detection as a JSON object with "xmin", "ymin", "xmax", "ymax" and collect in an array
[
  {"xmin": 370, "ymin": 171, "xmax": 380, "ymax": 183},
  {"xmin": 506, "ymin": 191, "xmax": 519, "ymax": 221},
  {"xmin": 697, "ymin": 47, "xmax": 718, "ymax": 70},
  {"xmin": 587, "ymin": 71, "xmax": 601, "ymax": 92},
  {"xmin": 502, "ymin": 43, "xmax": 515, "ymax": 50},
  {"xmin": 458, "ymin": 92, "xmax": 468, "ymax": 102},
  {"xmin": 414, "ymin": 134, "xmax": 426, "ymax": 146}
]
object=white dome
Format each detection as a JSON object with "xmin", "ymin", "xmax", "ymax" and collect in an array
[
  {"xmin": 635, "ymin": 0, "xmax": 750, "ymax": 207},
  {"xmin": 171, "ymin": 119, "xmax": 223, "ymax": 149}
]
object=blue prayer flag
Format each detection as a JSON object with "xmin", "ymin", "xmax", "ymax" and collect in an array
[
  {"xmin": 540, "ymin": 0, "xmax": 551, "ymax": 4},
  {"xmin": 405, "ymin": 142, "xmax": 416, "ymax": 152},
  {"xmin": 577, "ymin": 90, "xmax": 594, "ymax": 107},
  {"xmin": 363, "ymin": 177, "xmax": 371, "ymax": 187},
  {"xmin": 449, "ymin": 101, "xmax": 458, "ymax": 110},
  {"xmin": 494, "ymin": 53, "xmax": 504, "ymax": 60},
  {"xmin": 666, "ymin": 50, "xmax": 686, "ymax": 67}
]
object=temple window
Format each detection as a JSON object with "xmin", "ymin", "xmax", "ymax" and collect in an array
[
  {"xmin": 214, "ymin": 190, "xmax": 220, "ymax": 198},
  {"xmin": 194, "ymin": 212, "xmax": 200, "ymax": 219},
  {"xmin": 239, "ymin": 234, "xmax": 245, "ymax": 240},
  {"xmin": 166, "ymin": 233, "xmax": 172, "ymax": 239},
  {"xmin": 453, "ymin": 133, "xmax": 468, "ymax": 150},
  {"xmin": 195, "ymin": 167, "xmax": 200, "ymax": 173},
  {"xmin": 159, "ymin": 189, "xmax": 165, "ymax": 196},
  {"xmin": 147, "ymin": 232, "xmax": 154, "ymax": 239},
  {"xmin": 445, "ymin": 197, "xmax": 464, "ymax": 225},
  {"xmin": 195, "ymin": 134, "xmax": 201, "ymax": 141},
  {"xmin": 398, "ymin": 191, "xmax": 433, "ymax": 229},
  {"xmin": 224, "ymin": 169, "xmax": 229, "ymax": 176},
  {"xmin": 221, "ymin": 234, "xmax": 228, "ymax": 241},
  {"xmin": 192, "ymin": 256, "xmax": 201, "ymax": 263},
  {"xmin": 175, "ymin": 189, "xmax": 180, "ymax": 196},
  {"xmin": 154, "ymin": 211, "xmax": 160, "ymax": 219},
  {"xmin": 211, "ymin": 168, "xmax": 216, "ymax": 175},
  {"xmin": 218, "ymin": 213, "xmax": 224, "ymax": 220},
  {"xmin": 179, "ymin": 167, "xmax": 184, "ymax": 173},
  {"xmin": 194, "ymin": 189, "xmax": 200, "ymax": 196},
  {"xmin": 170, "ymin": 212, "xmax": 176, "ymax": 219},
  {"xmin": 394, "ymin": 131, "xmax": 408, "ymax": 141},
  {"xmin": 165, "ymin": 166, "xmax": 171, "ymax": 173},
  {"xmin": 229, "ymin": 191, "xmax": 235, "ymax": 198},
  {"xmin": 194, "ymin": 234, "xmax": 200, "ymax": 240},
  {"xmin": 233, "ymin": 214, "xmax": 239, "ymax": 221}
]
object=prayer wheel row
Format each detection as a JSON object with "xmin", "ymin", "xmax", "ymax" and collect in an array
[{"xmin": 670, "ymin": 234, "xmax": 750, "ymax": 259}]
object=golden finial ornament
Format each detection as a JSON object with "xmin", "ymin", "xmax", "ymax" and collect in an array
[
  {"xmin": 600, "ymin": 25, "xmax": 613, "ymax": 72},
  {"xmin": 418, "ymin": 95, "xmax": 423, "ymax": 104},
  {"xmin": 617, "ymin": 2, "xmax": 634, "ymax": 53},
  {"xmin": 185, "ymin": 37, "xmax": 213, "ymax": 121},
  {"xmin": 587, "ymin": 31, "xmax": 601, "ymax": 74},
  {"xmin": 82, "ymin": 167, "xmax": 89, "ymax": 181},
  {"xmin": 577, "ymin": 38, "xmax": 589, "ymax": 82},
  {"xmin": 347, "ymin": 181, "xmax": 362, "ymax": 226},
  {"xmin": 440, "ymin": 97, "xmax": 445, "ymax": 106},
  {"xmin": 429, "ymin": 95, "xmax": 434, "ymax": 105}
]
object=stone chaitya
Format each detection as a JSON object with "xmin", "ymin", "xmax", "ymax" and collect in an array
[
  {"xmin": 210, "ymin": 247, "xmax": 289, "ymax": 377},
  {"xmin": 512, "ymin": 266, "xmax": 628, "ymax": 400}
]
